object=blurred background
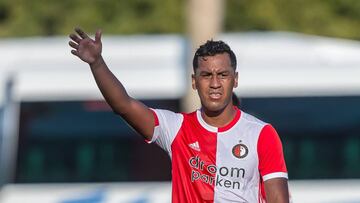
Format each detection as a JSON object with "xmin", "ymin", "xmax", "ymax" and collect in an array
[{"xmin": 0, "ymin": 0, "xmax": 360, "ymax": 202}]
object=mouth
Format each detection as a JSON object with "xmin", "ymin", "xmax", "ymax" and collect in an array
[{"xmin": 209, "ymin": 92, "xmax": 222, "ymax": 100}]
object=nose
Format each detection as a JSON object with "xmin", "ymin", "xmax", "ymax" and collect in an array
[{"xmin": 210, "ymin": 75, "xmax": 221, "ymax": 89}]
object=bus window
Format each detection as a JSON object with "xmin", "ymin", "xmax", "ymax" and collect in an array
[
  {"xmin": 239, "ymin": 96, "xmax": 360, "ymax": 179},
  {"xmin": 15, "ymin": 100, "xmax": 180, "ymax": 183}
]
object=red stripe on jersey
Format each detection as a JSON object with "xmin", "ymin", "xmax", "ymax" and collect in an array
[{"xmin": 171, "ymin": 112, "xmax": 217, "ymax": 203}]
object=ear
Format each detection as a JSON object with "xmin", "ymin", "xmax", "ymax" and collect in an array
[
  {"xmin": 192, "ymin": 74, "xmax": 196, "ymax": 90},
  {"xmin": 234, "ymin": 72, "xmax": 238, "ymax": 88}
]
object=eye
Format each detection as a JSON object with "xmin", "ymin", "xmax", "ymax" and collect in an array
[
  {"xmin": 200, "ymin": 72, "xmax": 211, "ymax": 78},
  {"xmin": 219, "ymin": 72, "xmax": 229, "ymax": 78}
]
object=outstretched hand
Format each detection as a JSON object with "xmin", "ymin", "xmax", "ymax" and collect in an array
[{"xmin": 69, "ymin": 28, "xmax": 102, "ymax": 65}]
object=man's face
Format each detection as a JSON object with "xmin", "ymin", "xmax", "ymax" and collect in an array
[{"xmin": 192, "ymin": 53, "xmax": 238, "ymax": 113}]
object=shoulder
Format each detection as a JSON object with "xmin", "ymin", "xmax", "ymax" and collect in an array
[
  {"xmin": 240, "ymin": 111, "xmax": 279, "ymax": 141},
  {"xmin": 151, "ymin": 108, "xmax": 184, "ymax": 118},
  {"xmin": 240, "ymin": 111, "xmax": 268, "ymax": 128},
  {"xmin": 151, "ymin": 108, "xmax": 184, "ymax": 126},
  {"xmin": 181, "ymin": 110, "xmax": 197, "ymax": 119}
]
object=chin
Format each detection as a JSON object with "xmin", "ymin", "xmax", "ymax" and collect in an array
[{"xmin": 203, "ymin": 102, "xmax": 226, "ymax": 113}]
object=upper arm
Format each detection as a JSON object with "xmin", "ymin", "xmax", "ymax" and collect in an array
[
  {"xmin": 264, "ymin": 178, "xmax": 289, "ymax": 203},
  {"xmin": 119, "ymin": 98, "xmax": 156, "ymax": 141},
  {"xmin": 116, "ymin": 98, "xmax": 183, "ymax": 155}
]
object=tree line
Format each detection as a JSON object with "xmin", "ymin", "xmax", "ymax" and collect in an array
[{"xmin": 0, "ymin": 0, "xmax": 359, "ymax": 40}]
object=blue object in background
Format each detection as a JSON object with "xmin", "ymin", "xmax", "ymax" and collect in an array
[
  {"xmin": 60, "ymin": 189, "xmax": 105, "ymax": 203},
  {"xmin": 59, "ymin": 188, "xmax": 151, "ymax": 203},
  {"xmin": 129, "ymin": 196, "xmax": 149, "ymax": 203}
]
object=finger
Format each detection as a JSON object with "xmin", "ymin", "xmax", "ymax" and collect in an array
[
  {"xmin": 68, "ymin": 41, "xmax": 79, "ymax": 49},
  {"xmin": 75, "ymin": 27, "xmax": 89, "ymax": 39},
  {"xmin": 71, "ymin": 50, "xmax": 79, "ymax": 56},
  {"xmin": 69, "ymin": 33, "xmax": 81, "ymax": 43},
  {"xmin": 95, "ymin": 29, "xmax": 102, "ymax": 43}
]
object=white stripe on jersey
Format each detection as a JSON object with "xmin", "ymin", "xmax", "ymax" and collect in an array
[{"xmin": 263, "ymin": 172, "xmax": 288, "ymax": 181}]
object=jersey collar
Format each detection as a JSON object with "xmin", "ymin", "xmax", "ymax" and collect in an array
[{"xmin": 196, "ymin": 106, "xmax": 241, "ymax": 133}]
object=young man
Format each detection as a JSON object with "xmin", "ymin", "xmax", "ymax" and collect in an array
[{"xmin": 69, "ymin": 28, "xmax": 289, "ymax": 203}]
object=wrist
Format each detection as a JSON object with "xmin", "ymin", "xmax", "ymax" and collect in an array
[{"xmin": 89, "ymin": 56, "xmax": 104, "ymax": 69}]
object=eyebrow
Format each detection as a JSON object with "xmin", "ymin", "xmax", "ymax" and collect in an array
[
  {"xmin": 199, "ymin": 70, "xmax": 212, "ymax": 74},
  {"xmin": 199, "ymin": 70, "xmax": 230, "ymax": 74},
  {"xmin": 218, "ymin": 70, "xmax": 230, "ymax": 74}
]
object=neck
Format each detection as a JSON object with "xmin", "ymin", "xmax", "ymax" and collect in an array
[{"xmin": 201, "ymin": 104, "xmax": 237, "ymax": 128}]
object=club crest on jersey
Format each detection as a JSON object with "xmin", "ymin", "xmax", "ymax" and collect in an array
[{"xmin": 232, "ymin": 143, "xmax": 248, "ymax": 159}]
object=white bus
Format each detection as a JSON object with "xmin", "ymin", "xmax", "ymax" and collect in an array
[{"xmin": 1, "ymin": 32, "xmax": 360, "ymax": 203}]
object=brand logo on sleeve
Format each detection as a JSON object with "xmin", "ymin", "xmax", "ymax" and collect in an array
[
  {"xmin": 232, "ymin": 143, "xmax": 248, "ymax": 159},
  {"xmin": 188, "ymin": 141, "xmax": 200, "ymax": 151}
]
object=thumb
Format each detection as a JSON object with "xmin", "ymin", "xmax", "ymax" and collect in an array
[{"xmin": 95, "ymin": 29, "xmax": 102, "ymax": 43}]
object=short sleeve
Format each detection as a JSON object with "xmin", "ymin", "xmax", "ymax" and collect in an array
[
  {"xmin": 257, "ymin": 124, "xmax": 288, "ymax": 181},
  {"xmin": 148, "ymin": 109, "xmax": 183, "ymax": 156}
]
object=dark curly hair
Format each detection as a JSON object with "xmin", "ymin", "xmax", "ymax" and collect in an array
[{"xmin": 193, "ymin": 40, "xmax": 237, "ymax": 72}]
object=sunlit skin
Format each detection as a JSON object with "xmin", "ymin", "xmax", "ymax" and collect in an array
[{"xmin": 192, "ymin": 53, "xmax": 238, "ymax": 127}]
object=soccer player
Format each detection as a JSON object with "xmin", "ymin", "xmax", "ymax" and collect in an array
[{"xmin": 69, "ymin": 28, "xmax": 289, "ymax": 203}]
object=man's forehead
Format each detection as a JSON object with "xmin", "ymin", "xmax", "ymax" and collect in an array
[
  {"xmin": 198, "ymin": 53, "xmax": 230, "ymax": 62},
  {"xmin": 197, "ymin": 54, "xmax": 232, "ymax": 70}
]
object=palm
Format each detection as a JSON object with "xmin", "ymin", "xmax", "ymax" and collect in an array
[
  {"xmin": 77, "ymin": 38, "xmax": 101, "ymax": 64},
  {"xmin": 69, "ymin": 28, "xmax": 102, "ymax": 64}
]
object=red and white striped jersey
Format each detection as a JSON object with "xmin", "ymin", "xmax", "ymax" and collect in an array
[{"xmin": 148, "ymin": 106, "xmax": 287, "ymax": 203}]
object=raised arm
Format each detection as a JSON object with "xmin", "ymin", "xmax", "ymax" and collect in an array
[{"xmin": 69, "ymin": 28, "xmax": 155, "ymax": 140}]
